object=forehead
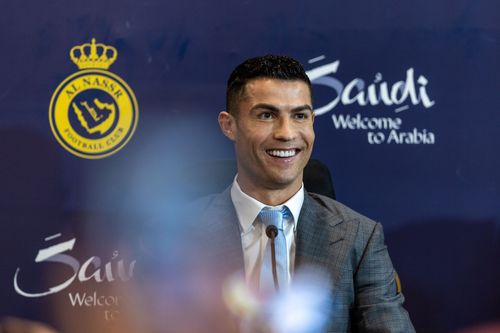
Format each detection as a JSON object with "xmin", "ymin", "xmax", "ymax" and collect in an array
[{"xmin": 240, "ymin": 78, "xmax": 312, "ymax": 107}]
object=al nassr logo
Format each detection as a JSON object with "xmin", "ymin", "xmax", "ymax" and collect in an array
[{"xmin": 49, "ymin": 38, "xmax": 139, "ymax": 159}]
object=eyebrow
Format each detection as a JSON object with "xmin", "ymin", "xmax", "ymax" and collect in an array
[{"xmin": 251, "ymin": 103, "xmax": 313, "ymax": 113}]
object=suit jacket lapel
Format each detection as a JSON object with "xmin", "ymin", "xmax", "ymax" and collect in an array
[
  {"xmin": 202, "ymin": 187, "xmax": 245, "ymax": 274},
  {"xmin": 295, "ymin": 192, "xmax": 356, "ymax": 287}
]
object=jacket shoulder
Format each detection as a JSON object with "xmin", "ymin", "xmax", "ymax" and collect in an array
[
  {"xmin": 187, "ymin": 193, "xmax": 219, "ymax": 210},
  {"xmin": 306, "ymin": 192, "xmax": 377, "ymax": 229}
]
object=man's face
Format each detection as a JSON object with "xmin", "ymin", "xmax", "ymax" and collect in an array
[{"xmin": 220, "ymin": 78, "xmax": 315, "ymax": 194}]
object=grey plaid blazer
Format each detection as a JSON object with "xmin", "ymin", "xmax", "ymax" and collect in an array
[{"xmin": 194, "ymin": 187, "xmax": 415, "ymax": 333}]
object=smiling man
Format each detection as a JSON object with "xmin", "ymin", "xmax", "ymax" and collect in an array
[
  {"xmin": 195, "ymin": 55, "xmax": 416, "ymax": 332},
  {"xmin": 219, "ymin": 76, "xmax": 314, "ymax": 206}
]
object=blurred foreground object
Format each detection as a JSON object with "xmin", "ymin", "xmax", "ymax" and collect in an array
[
  {"xmin": 0, "ymin": 317, "xmax": 58, "ymax": 333},
  {"xmin": 223, "ymin": 267, "xmax": 331, "ymax": 333}
]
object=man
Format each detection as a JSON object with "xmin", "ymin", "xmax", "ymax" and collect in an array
[{"xmin": 193, "ymin": 55, "xmax": 415, "ymax": 332}]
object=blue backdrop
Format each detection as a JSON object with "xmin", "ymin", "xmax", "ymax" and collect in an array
[{"xmin": 1, "ymin": 1, "xmax": 499, "ymax": 332}]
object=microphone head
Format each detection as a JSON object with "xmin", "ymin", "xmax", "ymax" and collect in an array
[{"xmin": 265, "ymin": 225, "xmax": 278, "ymax": 239}]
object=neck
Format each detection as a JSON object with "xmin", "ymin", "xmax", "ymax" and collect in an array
[{"xmin": 236, "ymin": 177, "xmax": 302, "ymax": 206}]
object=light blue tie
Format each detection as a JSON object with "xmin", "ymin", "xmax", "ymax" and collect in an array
[{"xmin": 259, "ymin": 207, "xmax": 288, "ymax": 291}]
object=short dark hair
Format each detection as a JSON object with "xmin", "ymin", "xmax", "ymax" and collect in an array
[{"xmin": 226, "ymin": 55, "xmax": 311, "ymax": 115}]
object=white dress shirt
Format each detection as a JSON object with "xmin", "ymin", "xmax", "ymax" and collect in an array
[{"xmin": 230, "ymin": 176, "xmax": 304, "ymax": 289}]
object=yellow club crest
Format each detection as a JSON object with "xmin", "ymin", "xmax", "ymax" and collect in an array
[{"xmin": 49, "ymin": 38, "xmax": 138, "ymax": 159}]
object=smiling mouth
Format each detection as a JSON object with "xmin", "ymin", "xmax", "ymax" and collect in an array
[{"xmin": 266, "ymin": 149, "xmax": 299, "ymax": 158}]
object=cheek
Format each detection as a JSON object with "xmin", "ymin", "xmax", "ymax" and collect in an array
[
  {"xmin": 240, "ymin": 127, "xmax": 267, "ymax": 145},
  {"xmin": 235, "ymin": 132, "xmax": 259, "ymax": 157},
  {"xmin": 303, "ymin": 127, "xmax": 315, "ymax": 145}
]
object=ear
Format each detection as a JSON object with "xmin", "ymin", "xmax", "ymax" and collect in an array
[{"xmin": 218, "ymin": 111, "xmax": 236, "ymax": 141}]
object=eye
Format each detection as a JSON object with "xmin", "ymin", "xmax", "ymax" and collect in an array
[
  {"xmin": 258, "ymin": 112, "xmax": 274, "ymax": 119},
  {"xmin": 294, "ymin": 112, "xmax": 308, "ymax": 120}
]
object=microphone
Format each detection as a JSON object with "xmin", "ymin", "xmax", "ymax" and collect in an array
[
  {"xmin": 265, "ymin": 225, "xmax": 278, "ymax": 239},
  {"xmin": 265, "ymin": 225, "xmax": 280, "ymax": 291}
]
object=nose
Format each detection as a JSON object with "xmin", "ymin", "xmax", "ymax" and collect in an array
[{"xmin": 273, "ymin": 117, "xmax": 295, "ymax": 141}]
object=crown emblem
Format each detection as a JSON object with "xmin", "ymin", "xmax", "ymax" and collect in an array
[{"xmin": 70, "ymin": 38, "xmax": 117, "ymax": 70}]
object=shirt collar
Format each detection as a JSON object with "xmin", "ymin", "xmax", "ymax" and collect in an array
[{"xmin": 230, "ymin": 175, "xmax": 304, "ymax": 233}]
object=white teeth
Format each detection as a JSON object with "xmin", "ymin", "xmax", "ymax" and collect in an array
[{"xmin": 267, "ymin": 149, "xmax": 297, "ymax": 157}]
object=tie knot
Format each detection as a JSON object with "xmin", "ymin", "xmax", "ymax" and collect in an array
[{"xmin": 259, "ymin": 207, "xmax": 287, "ymax": 230}]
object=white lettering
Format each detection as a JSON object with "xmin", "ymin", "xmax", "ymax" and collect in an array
[
  {"xmin": 14, "ymin": 235, "xmax": 136, "ymax": 298},
  {"xmin": 306, "ymin": 60, "xmax": 435, "ymax": 115}
]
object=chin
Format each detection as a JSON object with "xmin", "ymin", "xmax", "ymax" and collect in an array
[{"xmin": 266, "ymin": 174, "xmax": 301, "ymax": 189}]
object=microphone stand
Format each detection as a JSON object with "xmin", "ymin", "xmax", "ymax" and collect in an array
[{"xmin": 265, "ymin": 225, "xmax": 280, "ymax": 292}]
